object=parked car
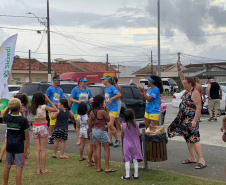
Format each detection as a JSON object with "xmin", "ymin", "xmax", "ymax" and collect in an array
[
  {"xmin": 140, "ymin": 78, "xmax": 178, "ymax": 92},
  {"xmin": 172, "ymin": 85, "xmax": 226, "ymax": 115},
  {"xmin": 19, "ymin": 82, "xmax": 77, "ymax": 126},
  {"xmin": 88, "ymin": 83, "xmax": 145, "ymax": 123},
  {"xmin": 8, "ymin": 85, "xmax": 21, "ymax": 92}
]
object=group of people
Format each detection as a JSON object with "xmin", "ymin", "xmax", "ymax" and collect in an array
[{"xmin": 1, "ymin": 59, "xmax": 226, "ymax": 184}]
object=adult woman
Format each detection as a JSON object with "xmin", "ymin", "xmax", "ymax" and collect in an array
[
  {"xmin": 112, "ymin": 76, "xmax": 122, "ymax": 132},
  {"xmin": 101, "ymin": 76, "xmax": 122, "ymax": 147},
  {"xmin": 168, "ymin": 60, "xmax": 206, "ymax": 169},
  {"xmin": 70, "ymin": 77, "xmax": 93, "ymax": 145},
  {"xmin": 138, "ymin": 75, "xmax": 163, "ymax": 128}
]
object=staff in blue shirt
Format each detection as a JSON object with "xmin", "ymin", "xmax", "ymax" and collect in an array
[
  {"xmin": 70, "ymin": 77, "xmax": 93, "ymax": 145},
  {"xmin": 138, "ymin": 75, "xmax": 163, "ymax": 129},
  {"xmin": 46, "ymin": 76, "xmax": 64, "ymax": 144},
  {"xmin": 101, "ymin": 76, "xmax": 121, "ymax": 147}
]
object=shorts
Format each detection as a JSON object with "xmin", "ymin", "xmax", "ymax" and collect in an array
[
  {"xmin": 109, "ymin": 112, "xmax": 118, "ymax": 118},
  {"xmin": 116, "ymin": 100, "xmax": 121, "ymax": 119},
  {"xmin": 208, "ymin": 99, "xmax": 220, "ymax": 110},
  {"xmin": 74, "ymin": 114, "xmax": 78, "ymax": 121},
  {"xmin": 92, "ymin": 128, "xmax": 109, "ymax": 143},
  {"xmin": 52, "ymin": 129, "xmax": 68, "ymax": 140},
  {"xmin": 144, "ymin": 112, "xmax": 160, "ymax": 121},
  {"xmin": 5, "ymin": 130, "xmax": 7, "ymax": 142},
  {"xmin": 48, "ymin": 112, "xmax": 57, "ymax": 126},
  {"xmin": 32, "ymin": 123, "xmax": 49, "ymax": 139},
  {"xmin": 90, "ymin": 135, "xmax": 95, "ymax": 145},
  {"xmin": 79, "ymin": 127, "xmax": 88, "ymax": 138},
  {"xmin": 6, "ymin": 152, "xmax": 24, "ymax": 168}
]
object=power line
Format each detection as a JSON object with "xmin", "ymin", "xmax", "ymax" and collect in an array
[
  {"xmin": 0, "ymin": 14, "xmax": 45, "ymax": 19},
  {"xmin": 33, "ymin": 29, "xmax": 46, "ymax": 53}
]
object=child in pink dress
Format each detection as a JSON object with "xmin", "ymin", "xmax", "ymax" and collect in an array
[{"xmin": 121, "ymin": 109, "xmax": 143, "ymax": 180}]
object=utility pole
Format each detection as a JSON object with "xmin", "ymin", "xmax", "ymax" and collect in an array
[
  {"xmin": 106, "ymin": 54, "xmax": 108, "ymax": 71},
  {"xmin": 118, "ymin": 63, "xmax": 119, "ymax": 78},
  {"xmin": 157, "ymin": 0, "xmax": 161, "ymax": 77},
  {"xmin": 151, "ymin": 50, "xmax": 153, "ymax": 75},
  {"xmin": 29, "ymin": 49, "xmax": 32, "ymax": 82},
  {"xmin": 47, "ymin": 0, "xmax": 51, "ymax": 82},
  {"xmin": 177, "ymin": 52, "xmax": 181, "ymax": 90}
]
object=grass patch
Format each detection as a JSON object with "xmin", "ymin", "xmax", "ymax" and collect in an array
[{"xmin": 0, "ymin": 142, "xmax": 224, "ymax": 185}]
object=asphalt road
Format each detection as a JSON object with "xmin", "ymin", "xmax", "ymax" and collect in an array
[{"xmin": 0, "ymin": 96, "xmax": 226, "ymax": 182}]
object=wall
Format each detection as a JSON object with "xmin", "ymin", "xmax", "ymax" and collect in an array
[{"xmin": 10, "ymin": 70, "xmax": 54, "ymax": 84}]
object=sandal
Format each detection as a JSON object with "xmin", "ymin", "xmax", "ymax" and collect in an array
[
  {"xmin": 76, "ymin": 141, "xmax": 81, "ymax": 145},
  {"xmin": 60, "ymin": 156, "xmax": 69, "ymax": 159},
  {"xmin": 182, "ymin": 159, "xmax": 196, "ymax": 164},
  {"xmin": 51, "ymin": 154, "xmax": 57, "ymax": 158},
  {"xmin": 105, "ymin": 168, "xmax": 117, "ymax": 173},
  {"xmin": 195, "ymin": 163, "xmax": 207, "ymax": 169},
  {"xmin": 41, "ymin": 169, "xmax": 51, "ymax": 174},
  {"xmin": 79, "ymin": 157, "xmax": 86, "ymax": 161}
]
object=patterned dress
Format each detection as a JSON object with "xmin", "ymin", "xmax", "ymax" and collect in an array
[{"xmin": 168, "ymin": 89, "xmax": 200, "ymax": 143}]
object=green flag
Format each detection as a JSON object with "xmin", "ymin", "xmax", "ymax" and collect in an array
[{"xmin": 0, "ymin": 98, "xmax": 9, "ymax": 111}]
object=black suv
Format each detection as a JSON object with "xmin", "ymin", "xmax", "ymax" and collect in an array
[
  {"xmin": 87, "ymin": 83, "xmax": 145, "ymax": 123},
  {"xmin": 19, "ymin": 81, "xmax": 77, "ymax": 96}
]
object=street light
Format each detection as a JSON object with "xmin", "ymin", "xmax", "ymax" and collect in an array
[{"xmin": 26, "ymin": 0, "xmax": 51, "ymax": 82}]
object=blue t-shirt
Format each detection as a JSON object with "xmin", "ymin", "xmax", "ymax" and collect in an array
[
  {"xmin": 145, "ymin": 86, "xmax": 160, "ymax": 114},
  {"xmin": 70, "ymin": 87, "xmax": 93, "ymax": 114},
  {"xmin": 46, "ymin": 86, "xmax": 64, "ymax": 107},
  {"xmin": 105, "ymin": 85, "xmax": 119, "ymax": 113}
]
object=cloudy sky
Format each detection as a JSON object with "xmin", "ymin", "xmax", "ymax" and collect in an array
[{"xmin": 0, "ymin": 0, "xmax": 226, "ymax": 67}]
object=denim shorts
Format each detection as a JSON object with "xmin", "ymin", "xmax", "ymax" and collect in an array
[
  {"xmin": 6, "ymin": 152, "xmax": 24, "ymax": 168},
  {"xmin": 92, "ymin": 129, "xmax": 109, "ymax": 143}
]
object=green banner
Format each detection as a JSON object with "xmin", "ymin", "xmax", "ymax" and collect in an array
[{"xmin": 0, "ymin": 98, "xmax": 9, "ymax": 111}]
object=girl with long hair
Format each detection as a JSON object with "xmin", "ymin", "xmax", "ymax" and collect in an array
[{"xmin": 31, "ymin": 91, "xmax": 57, "ymax": 174}]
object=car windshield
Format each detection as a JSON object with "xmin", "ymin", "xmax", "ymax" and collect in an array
[
  {"xmin": 203, "ymin": 87, "xmax": 207, "ymax": 94},
  {"xmin": 8, "ymin": 86, "xmax": 21, "ymax": 91},
  {"xmin": 88, "ymin": 86, "xmax": 104, "ymax": 97},
  {"xmin": 168, "ymin": 79, "xmax": 177, "ymax": 86},
  {"xmin": 19, "ymin": 84, "xmax": 39, "ymax": 96}
]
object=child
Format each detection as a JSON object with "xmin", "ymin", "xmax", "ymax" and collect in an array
[
  {"xmin": 88, "ymin": 95, "xmax": 117, "ymax": 173},
  {"xmin": 51, "ymin": 98, "xmax": 74, "ymax": 159},
  {"xmin": 31, "ymin": 91, "xmax": 57, "ymax": 174},
  {"xmin": 3, "ymin": 98, "xmax": 30, "ymax": 185},
  {"xmin": 0, "ymin": 93, "xmax": 30, "ymax": 163},
  {"xmin": 121, "ymin": 109, "xmax": 143, "ymax": 180},
  {"xmin": 77, "ymin": 102, "xmax": 90, "ymax": 161}
]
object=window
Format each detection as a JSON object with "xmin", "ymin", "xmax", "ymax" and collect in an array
[
  {"xmin": 163, "ymin": 81, "xmax": 169, "ymax": 86},
  {"xmin": 36, "ymin": 78, "xmax": 43, "ymax": 82},
  {"xmin": 88, "ymin": 86, "xmax": 105, "ymax": 97},
  {"xmin": 132, "ymin": 86, "xmax": 142, "ymax": 99},
  {"xmin": 168, "ymin": 79, "xmax": 177, "ymax": 86},
  {"xmin": 13, "ymin": 78, "xmax": 20, "ymax": 82},
  {"xmin": 121, "ymin": 87, "xmax": 134, "ymax": 99}
]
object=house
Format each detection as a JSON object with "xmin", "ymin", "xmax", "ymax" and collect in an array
[
  {"xmin": 9, "ymin": 58, "xmax": 54, "ymax": 84},
  {"xmin": 9, "ymin": 57, "xmax": 118, "ymax": 84}
]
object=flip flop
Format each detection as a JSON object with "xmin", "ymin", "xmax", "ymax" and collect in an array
[
  {"xmin": 105, "ymin": 168, "xmax": 117, "ymax": 173},
  {"xmin": 195, "ymin": 163, "xmax": 207, "ymax": 169},
  {"xmin": 51, "ymin": 154, "xmax": 57, "ymax": 158},
  {"xmin": 79, "ymin": 158, "xmax": 86, "ymax": 161},
  {"xmin": 97, "ymin": 169, "xmax": 103, "ymax": 172},
  {"xmin": 182, "ymin": 159, "xmax": 196, "ymax": 164},
  {"xmin": 76, "ymin": 141, "xmax": 81, "ymax": 145},
  {"xmin": 60, "ymin": 156, "xmax": 69, "ymax": 159},
  {"xmin": 41, "ymin": 170, "xmax": 51, "ymax": 174}
]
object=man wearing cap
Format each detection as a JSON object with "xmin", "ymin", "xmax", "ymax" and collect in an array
[
  {"xmin": 70, "ymin": 77, "xmax": 93, "ymax": 145},
  {"xmin": 46, "ymin": 76, "xmax": 64, "ymax": 144},
  {"xmin": 207, "ymin": 78, "xmax": 222, "ymax": 122}
]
